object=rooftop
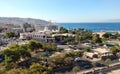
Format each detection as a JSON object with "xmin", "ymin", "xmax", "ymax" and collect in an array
[{"xmin": 93, "ymin": 47, "xmax": 110, "ymax": 54}]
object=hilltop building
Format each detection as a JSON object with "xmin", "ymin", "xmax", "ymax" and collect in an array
[
  {"xmin": 19, "ymin": 22, "xmax": 60, "ymax": 42},
  {"xmin": 35, "ymin": 22, "xmax": 60, "ymax": 33}
]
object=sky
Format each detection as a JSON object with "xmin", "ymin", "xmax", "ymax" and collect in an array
[{"xmin": 0, "ymin": 0, "xmax": 120, "ymax": 22}]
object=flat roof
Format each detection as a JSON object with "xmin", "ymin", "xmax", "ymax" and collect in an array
[
  {"xmin": 85, "ymin": 52, "xmax": 95, "ymax": 57},
  {"xmin": 93, "ymin": 48, "xmax": 109, "ymax": 54}
]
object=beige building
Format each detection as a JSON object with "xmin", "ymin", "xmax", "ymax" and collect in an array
[
  {"xmin": 93, "ymin": 32, "xmax": 106, "ymax": 38},
  {"xmin": 84, "ymin": 52, "xmax": 98, "ymax": 59},
  {"xmin": 84, "ymin": 48, "xmax": 113, "ymax": 61},
  {"xmin": 92, "ymin": 47, "xmax": 113, "ymax": 57},
  {"xmin": 52, "ymin": 33, "xmax": 75, "ymax": 37},
  {"xmin": 19, "ymin": 32, "xmax": 54, "ymax": 42}
]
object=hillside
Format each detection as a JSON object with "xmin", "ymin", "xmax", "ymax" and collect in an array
[{"xmin": 0, "ymin": 17, "xmax": 49, "ymax": 25}]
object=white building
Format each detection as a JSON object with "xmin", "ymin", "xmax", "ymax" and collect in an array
[
  {"xmin": 19, "ymin": 32, "xmax": 54, "ymax": 42},
  {"xmin": 19, "ymin": 22, "xmax": 59, "ymax": 42},
  {"xmin": 35, "ymin": 23, "xmax": 60, "ymax": 33}
]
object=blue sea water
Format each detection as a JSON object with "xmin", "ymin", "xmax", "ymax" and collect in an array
[{"xmin": 60, "ymin": 23, "xmax": 120, "ymax": 32}]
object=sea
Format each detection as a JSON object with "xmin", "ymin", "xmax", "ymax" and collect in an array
[{"xmin": 60, "ymin": 23, "xmax": 120, "ymax": 32}]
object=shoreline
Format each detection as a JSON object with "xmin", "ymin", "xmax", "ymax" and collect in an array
[{"xmin": 60, "ymin": 23, "xmax": 120, "ymax": 32}]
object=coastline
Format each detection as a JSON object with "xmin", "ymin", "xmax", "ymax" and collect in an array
[{"xmin": 60, "ymin": 23, "xmax": 120, "ymax": 32}]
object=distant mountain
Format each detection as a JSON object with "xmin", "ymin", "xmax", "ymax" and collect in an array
[
  {"xmin": 107, "ymin": 19, "xmax": 120, "ymax": 22},
  {"xmin": 0, "ymin": 17, "xmax": 49, "ymax": 25}
]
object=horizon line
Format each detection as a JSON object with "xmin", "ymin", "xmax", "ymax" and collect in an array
[{"xmin": 0, "ymin": 16, "xmax": 120, "ymax": 23}]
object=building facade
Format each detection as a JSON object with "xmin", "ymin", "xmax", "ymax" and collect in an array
[
  {"xmin": 19, "ymin": 32, "xmax": 54, "ymax": 42},
  {"xmin": 34, "ymin": 23, "xmax": 60, "ymax": 33},
  {"xmin": 19, "ymin": 22, "xmax": 60, "ymax": 42}
]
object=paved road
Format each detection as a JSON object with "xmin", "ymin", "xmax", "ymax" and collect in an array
[{"xmin": 77, "ymin": 62, "xmax": 120, "ymax": 74}]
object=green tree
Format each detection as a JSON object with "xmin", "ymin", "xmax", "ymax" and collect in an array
[
  {"xmin": 64, "ymin": 57, "xmax": 73, "ymax": 65},
  {"xmin": 56, "ymin": 48, "xmax": 63, "ymax": 52},
  {"xmin": 42, "ymin": 43, "xmax": 57, "ymax": 52},
  {"xmin": 27, "ymin": 40, "xmax": 42, "ymax": 52},
  {"xmin": 20, "ymin": 69, "xmax": 29, "ymax": 74},
  {"xmin": 18, "ymin": 49, "xmax": 31, "ymax": 61},
  {"xmin": 102, "ymin": 32, "xmax": 112, "ymax": 39},
  {"xmin": 2, "ymin": 44, "xmax": 31, "ymax": 69},
  {"xmin": 92, "ymin": 62, "xmax": 96, "ymax": 71},
  {"xmin": 5, "ymin": 32, "xmax": 15, "ymax": 38},
  {"xmin": 60, "ymin": 27, "xmax": 68, "ymax": 33},
  {"xmin": 72, "ymin": 66, "xmax": 80, "ymax": 74},
  {"xmin": 105, "ymin": 58, "xmax": 111, "ymax": 68},
  {"xmin": 91, "ymin": 34, "xmax": 102, "ymax": 44},
  {"xmin": 83, "ymin": 46, "xmax": 90, "ymax": 52},
  {"xmin": 2, "ymin": 49, "xmax": 20, "ymax": 69},
  {"xmin": 77, "ymin": 28, "xmax": 84, "ymax": 34},
  {"xmin": 8, "ymin": 44, "xmax": 19, "ymax": 50},
  {"xmin": 77, "ymin": 30, "xmax": 92, "ymax": 40},
  {"xmin": 49, "ymin": 53, "xmax": 65, "ymax": 67},
  {"xmin": 20, "ymin": 44, "xmax": 28, "ymax": 50},
  {"xmin": 83, "ymin": 30, "xmax": 92, "ymax": 39},
  {"xmin": 114, "ymin": 32, "xmax": 120, "ymax": 38},
  {"xmin": 5, "ymin": 69, "xmax": 20, "ymax": 74},
  {"xmin": 102, "ymin": 37, "xmax": 107, "ymax": 44},
  {"xmin": 110, "ymin": 46, "xmax": 119, "ymax": 55},
  {"xmin": 3, "ymin": 49, "xmax": 20, "ymax": 63},
  {"xmin": 65, "ymin": 50, "xmax": 83, "ymax": 58},
  {"xmin": 29, "ymin": 63, "xmax": 43, "ymax": 74}
]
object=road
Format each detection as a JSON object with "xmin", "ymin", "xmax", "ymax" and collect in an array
[{"xmin": 77, "ymin": 61, "xmax": 120, "ymax": 74}]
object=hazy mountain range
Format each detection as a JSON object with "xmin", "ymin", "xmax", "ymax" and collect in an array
[
  {"xmin": 0, "ymin": 17, "xmax": 49, "ymax": 25},
  {"xmin": 0, "ymin": 17, "xmax": 119, "ymax": 25},
  {"xmin": 106, "ymin": 19, "xmax": 120, "ymax": 22}
]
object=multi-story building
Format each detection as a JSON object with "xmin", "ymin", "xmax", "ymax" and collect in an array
[
  {"xmin": 1, "ymin": 24, "xmax": 23, "ymax": 33},
  {"xmin": 19, "ymin": 22, "xmax": 60, "ymax": 42},
  {"xmin": 21, "ymin": 23, "xmax": 34, "ymax": 32},
  {"xmin": 19, "ymin": 32, "xmax": 54, "ymax": 42},
  {"xmin": 35, "ymin": 22, "xmax": 60, "ymax": 33}
]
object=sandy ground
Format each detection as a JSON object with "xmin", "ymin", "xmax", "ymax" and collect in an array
[
  {"xmin": 77, "ymin": 62, "xmax": 120, "ymax": 74},
  {"xmin": 108, "ymin": 69, "xmax": 120, "ymax": 74}
]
